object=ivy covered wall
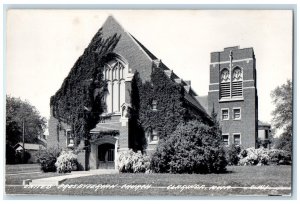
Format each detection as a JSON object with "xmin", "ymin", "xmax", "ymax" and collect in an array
[
  {"xmin": 50, "ymin": 29, "xmax": 121, "ymax": 145},
  {"xmin": 130, "ymin": 66, "xmax": 213, "ymax": 151}
]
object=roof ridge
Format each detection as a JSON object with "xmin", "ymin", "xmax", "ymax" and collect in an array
[{"xmin": 128, "ymin": 33, "xmax": 158, "ymax": 60}]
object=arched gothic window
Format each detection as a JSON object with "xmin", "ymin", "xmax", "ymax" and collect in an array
[
  {"xmin": 103, "ymin": 56, "xmax": 128, "ymax": 113},
  {"xmin": 231, "ymin": 67, "xmax": 243, "ymax": 97},
  {"xmin": 220, "ymin": 68, "xmax": 230, "ymax": 98}
]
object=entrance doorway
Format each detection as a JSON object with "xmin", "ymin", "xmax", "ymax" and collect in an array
[{"xmin": 98, "ymin": 143, "xmax": 115, "ymax": 169}]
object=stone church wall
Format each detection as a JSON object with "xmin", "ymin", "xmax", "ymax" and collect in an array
[{"xmin": 47, "ymin": 111, "xmax": 70, "ymax": 150}]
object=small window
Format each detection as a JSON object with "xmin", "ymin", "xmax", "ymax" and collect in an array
[
  {"xmin": 152, "ymin": 100, "xmax": 157, "ymax": 111},
  {"xmin": 66, "ymin": 130, "xmax": 74, "ymax": 148},
  {"xmin": 233, "ymin": 134, "xmax": 241, "ymax": 145},
  {"xmin": 146, "ymin": 128, "xmax": 159, "ymax": 144},
  {"xmin": 152, "ymin": 129, "xmax": 159, "ymax": 141},
  {"xmin": 221, "ymin": 109, "xmax": 229, "ymax": 120},
  {"xmin": 233, "ymin": 108, "xmax": 241, "ymax": 120},
  {"xmin": 222, "ymin": 135, "xmax": 229, "ymax": 146}
]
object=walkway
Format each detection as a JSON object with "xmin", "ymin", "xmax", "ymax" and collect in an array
[{"xmin": 26, "ymin": 169, "xmax": 118, "ymax": 186}]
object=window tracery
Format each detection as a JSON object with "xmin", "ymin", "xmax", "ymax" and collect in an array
[{"xmin": 103, "ymin": 57, "xmax": 128, "ymax": 113}]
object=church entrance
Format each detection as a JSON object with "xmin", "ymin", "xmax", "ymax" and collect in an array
[{"xmin": 98, "ymin": 143, "xmax": 115, "ymax": 169}]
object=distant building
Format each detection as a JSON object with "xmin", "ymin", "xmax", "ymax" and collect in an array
[
  {"xmin": 258, "ymin": 120, "xmax": 271, "ymax": 148},
  {"xmin": 14, "ymin": 143, "xmax": 45, "ymax": 163},
  {"xmin": 207, "ymin": 46, "xmax": 258, "ymax": 148}
]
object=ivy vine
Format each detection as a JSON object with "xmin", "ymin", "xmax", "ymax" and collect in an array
[
  {"xmin": 50, "ymin": 29, "xmax": 121, "ymax": 145},
  {"xmin": 130, "ymin": 66, "xmax": 212, "ymax": 151}
]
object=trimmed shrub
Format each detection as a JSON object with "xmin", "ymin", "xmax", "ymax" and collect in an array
[
  {"xmin": 118, "ymin": 149, "xmax": 151, "ymax": 173},
  {"xmin": 37, "ymin": 147, "xmax": 60, "ymax": 172},
  {"xmin": 55, "ymin": 151, "xmax": 79, "ymax": 173},
  {"xmin": 150, "ymin": 121, "xmax": 227, "ymax": 174},
  {"xmin": 225, "ymin": 144, "xmax": 242, "ymax": 165}
]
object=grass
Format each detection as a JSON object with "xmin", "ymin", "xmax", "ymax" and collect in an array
[
  {"xmin": 65, "ymin": 165, "xmax": 292, "ymax": 187},
  {"xmin": 5, "ymin": 164, "xmax": 61, "ymax": 185},
  {"xmin": 5, "ymin": 172, "xmax": 61, "ymax": 185},
  {"xmin": 5, "ymin": 165, "xmax": 292, "ymax": 196},
  {"xmin": 6, "ymin": 164, "xmax": 41, "ymax": 174}
]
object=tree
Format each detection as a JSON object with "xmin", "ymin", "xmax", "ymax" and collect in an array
[
  {"xmin": 270, "ymin": 79, "xmax": 292, "ymax": 153},
  {"xmin": 210, "ymin": 103, "xmax": 222, "ymax": 135},
  {"xmin": 6, "ymin": 95, "xmax": 47, "ymax": 146}
]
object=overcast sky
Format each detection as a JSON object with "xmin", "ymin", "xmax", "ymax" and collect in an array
[{"xmin": 6, "ymin": 10, "xmax": 293, "ymax": 129}]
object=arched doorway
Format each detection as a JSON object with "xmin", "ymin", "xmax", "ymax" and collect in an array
[{"xmin": 98, "ymin": 143, "xmax": 115, "ymax": 169}]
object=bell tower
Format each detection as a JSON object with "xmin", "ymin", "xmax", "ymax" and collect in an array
[{"xmin": 208, "ymin": 46, "xmax": 258, "ymax": 148}]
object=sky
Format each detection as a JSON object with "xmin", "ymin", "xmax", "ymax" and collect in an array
[{"xmin": 6, "ymin": 9, "xmax": 293, "ymax": 130}]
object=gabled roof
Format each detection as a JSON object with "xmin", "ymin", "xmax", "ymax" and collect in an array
[
  {"xmin": 99, "ymin": 15, "xmax": 125, "ymax": 39},
  {"xmin": 195, "ymin": 96, "xmax": 209, "ymax": 113},
  {"xmin": 14, "ymin": 143, "xmax": 44, "ymax": 151},
  {"xmin": 87, "ymin": 16, "xmax": 210, "ymax": 120},
  {"xmin": 129, "ymin": 34, "xmax": 158, "ymax": 60},
  {"xmin": 156, "ymin": 62, "xmax": 208, "ymax": 115},
  {"xmin": 85, "ymin": 16, "xmax": 212, "ymax": 133}
]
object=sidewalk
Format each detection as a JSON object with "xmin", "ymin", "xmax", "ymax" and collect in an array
[{"xmin": 25, "ymin": 169, "xmax": 118, "ymax": 186}]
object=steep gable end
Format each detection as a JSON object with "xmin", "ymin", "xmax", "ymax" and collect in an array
[{"xmin": 99, "ymin": 15, "xmax": 127, "ymax": 39}]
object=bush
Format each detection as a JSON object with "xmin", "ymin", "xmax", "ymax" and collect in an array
[
  {"xmin": 15, "ymin": 150, "xmax": 31, "ymax": 164},
  {"xmin": 225, "ymin": 144, "xmax": 242, "ymax": 165},
  {"xmin": 238, "ymin": 148, "xmax": 270, "ymax": 166},
  {"xmin": 238, "ymin": 147, "xmax": 291, "ymax": 166},
  {"xmin": 55, "ymin": 151, "xmax": 80, "ymax": 173},
  {"xmin": 118, "ymin": 149, "xmax": 151, "ymax": 173},
  {"xmin": 6, "ymin": 144, "xmax": 16, "ymax": 164},
  {"xmin": 37, "ymin": 147, "xmax": 60, "ymax": 172},
  {"xmin": 268, "ymin": 149, "xmax": 291, "ymax": 165},
  {"xmin": 150, "ymin": 121, "xmax": 227, "ymax": 174},
  {"xmin": 257, "ymin": 138, "xmax": 271, "ymax": 149}
]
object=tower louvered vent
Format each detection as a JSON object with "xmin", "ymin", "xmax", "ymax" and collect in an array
[
  {"xmin": 219, "ymin": 67, "xmax": 243, "ymax": 99},
  {"xmin": 220, "ymin": 82, "xmax": 230, "ymax": 98},
  {"xmin": 220, "ymin": 68, "xmax": 230, "ymax": 98},
  {"xmin": 232, "ymin": 67, "xmax": 243, "ymax": 97}
]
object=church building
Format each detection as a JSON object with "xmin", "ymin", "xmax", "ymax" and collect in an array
[{"xmin": 47, "ymin": 16, "xmax": 212, "ymax": 170}]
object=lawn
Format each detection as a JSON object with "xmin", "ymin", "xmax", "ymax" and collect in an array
[
  {"xmin": 5, "ymin": 172, "xmax": 61, "ymax": 185},
  {"xmin": 5, "ymin": 165, "xmax": 292, "ymax": 196},
  {"xmin": 6, "ymin": 163, "xmax": 41, "ymax": 174},
  {"xmin": 5, "ymin": 164, "xmax": 61, "ymax": 185}
]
